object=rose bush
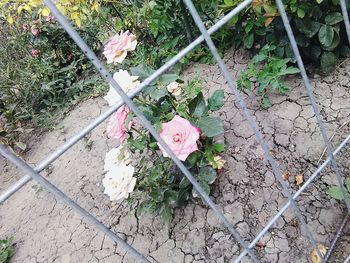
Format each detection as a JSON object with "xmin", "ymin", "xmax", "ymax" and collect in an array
[{"xmin": 100, "ymin": 31, "xmax": 227, "ymax": 225}]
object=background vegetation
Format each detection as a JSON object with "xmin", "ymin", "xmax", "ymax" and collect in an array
[{"xmin": 0, "ymin": 0, "xmax": 349, "ymax": 149}]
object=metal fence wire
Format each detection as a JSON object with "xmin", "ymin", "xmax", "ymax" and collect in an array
[{"xmin": 1, "ymin": 0, "xmax": 350, "ymax": 261}]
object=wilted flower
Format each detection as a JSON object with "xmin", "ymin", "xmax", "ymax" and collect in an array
[
  {"xmin": 210, "ymin": 155, "xmax": 226, "ymax": 170},
  {"xmin": 103, "ymin": 30, "xmax": 137, "ymax": 64},
  {"xmin": 46, "ymin": 15, "xmax": 55, "ymax": 23},
  {"xmin": 22, "ymin": 23, "xmax": 29, "ymax": 31},
  {"xmin": 106, "ymin": 106, "xmax": 132, "ymax": 143},
  {"xmin": 167, "ymin": 82, "xmax": 181, "ymax": 96},
  {"xmin": 67, "ymin": 52, "xmax": 74, "ymax": 61},
  {"xmin": 104, "ymin": 146, "xmax": 131, "ymax": 172},
  {"xmin": 31, "ymin": 26, "xmax": 40, "ymax": 37},
  {"xmin": 102, "ymin": 164, "xmax": 136, "ymax": 201},
  {"xmin": 158, "ymin": 115, "xmax": 200, "ymax": 161},
  {"xmin": 103, "ymin": 70, "xmax": 140, "ymax": 106},
  {"xmin": 31, "ymin": 48, "xmax": 40, "ymax": 57}
]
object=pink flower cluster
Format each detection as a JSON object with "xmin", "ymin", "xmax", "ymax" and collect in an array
[{"xmin": 103, "ymin": 31, "xmax": 137, "ymax": 64}]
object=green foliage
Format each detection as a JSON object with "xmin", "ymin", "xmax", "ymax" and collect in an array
[
  {"xmin": 0, "ymin": 238, "xmax": 14, "ymax": 263},
  {"xmin": 237, "ymin": 44, "xmax": 300, "ymax": 107},
  {"xmin": 327, "ymin": 178, "xmax": 350, "ymax": 202},
  {"xmin": 127, "ymin": 68, "xmax": 225, "ymax": 225},
  {"xmin": 0, "ymin": 9, "xmax": 108, "ymax": 147},
  {"xmin": 221, "ymin": 0, "xmax": 350, "ymax": 73},
  {"xmin": 110, "ymin": 0, "xmax": 220, "ymax": 67}
]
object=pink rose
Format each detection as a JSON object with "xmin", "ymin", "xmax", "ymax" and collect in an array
[
  {"xmin": 103, "ymin": 30, "xmax": 137, "ymax": 64},
  {"xmin": 31, "ymin": 48, "xmax": 40, "ymax": 57},
  {"xmin": 158, "ymin": 115, "xmax": 200, "ymax": 161},
  {"xmin": 31, "ymin": 26, "xmax": 40, "ymax": 37},
  {"xmin": 106, "ymin": 106, "xmax": 132, "ymax": 143}
]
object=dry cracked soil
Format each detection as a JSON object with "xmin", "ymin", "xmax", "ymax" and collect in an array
[{"xmin": 1, "ymin": 48, "xmax": 350, "ymax": 263}]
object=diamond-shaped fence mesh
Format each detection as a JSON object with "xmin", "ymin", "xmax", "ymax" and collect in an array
[{"xmin": 1, "ymin": 0, "xmax": 350, "ymax": 262}]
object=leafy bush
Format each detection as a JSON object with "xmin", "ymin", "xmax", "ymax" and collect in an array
[
  {"xmin": 103, "ymin": 66, "xmax": 226, "ymax": 225},
  {"xmin": 0, "ymin": 6, "xmax": 108, "ymax": 147},
  {"xmin": 221, "ymin": 0, "xmax": 350, "ymax": 72},
  {"xmin": 237, "ymin": 44, "xmax": 300, "ymax": 107},
  {"xmin": 0, "ymin": 238, "xmax": 13, "ymax": 263},
  {"xmin": 133, "ymin": 72, "xmax": 226, "ymax": 225},
  {"xmin": 109, "ymin": 0, "xmax": 220, "ymax": 67}
]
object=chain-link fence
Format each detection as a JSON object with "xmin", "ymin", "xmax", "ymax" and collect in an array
[{"xmin": 1, "ymin": 0, "xmax": 350, "ymax": 261}]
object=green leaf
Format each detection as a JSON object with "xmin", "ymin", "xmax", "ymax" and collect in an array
[
  {"xmin": 130, "ymin": 64, "xmax": 155, "ymax": 81},
  {"xmin": 297, "ymin": 8, "xmax": 305, "ymax": 18},
  {"xmin": 158, "ymin": 74, "xmax": 178, "ymax": 85},
  {"xmin": 189, "ymin": 92, "xmax": 207, "ymax": 117},
  {"xmin": 322, "ymin": 30, "xmax": 340, "ymax": 51},
  {"xmin": 208, "ymin": 90, "xmax": 225, "ymax": 111},
  {"xmin": 199, "ymin": 166, "xmax": 217, "ymax": 184},
  {"xmin": 179, "ymin": 176, "xmax": 190, "ymax": 188},
  {"xmin": 321, "ymin": 52, "xmax": 337, "ymax": 72},
  {"xmin": 346, "ymin": 178, "xmax": 350, "ymax": 192},
  {"xmin": 261, "ymin": 95, "xmax": 272, "ymax": 109},
  {"xmin": 244, "ymin": 33, "xmax": 254, "ymax": 49},
  {"xmin": 325, "ymin": 12, "xmax": 343, "ymax": 25},
  {"xmin": 161, "ymin": 205, "xmax": 172, "ymax": 226},
  {"xmin": 327, "ymin": 186, "xmax": 344, "ymax": 200},
  {"xmin": 136, "ymin": 200, "xmax": 156, "ymax": 217},
  {"xmin": 164, "ymin": 190, "xmax": 178, "ymax": 205},
  {"xmin": 295, "ymin": 19, "xmax": 320, "ymax": 38},
  {"xmin": 212, "ymin": 143, "xmax": 226, "ymax": 152},
  {"xmin": 196, "ymin": 117, "xmax": 224, "ymax": 137},
  {"xmin": 318, "ymin": 25, "xmax": 334, "ymax": 47},
  {"xmin": 147, "ymin": 86, "xmax": 168, "ymax": 101},
  {"xmin": 186, "ymin": 151, "xmax": 200, "ymax": 167},
  {"xmin": 192, "ymin": 181, "xmax": 210, "ymax": 198},
  {"xmin": 278, "ymin": 67, "xmax": 300, "ymax": 76},
  {"xmin": 177, "ymin": 189, "xmax": 189, "ymax": 205}
]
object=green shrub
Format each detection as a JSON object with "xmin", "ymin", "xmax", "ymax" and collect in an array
[
  {"xmin": 0, "ymin": 238, "xmax": 13, "ymax": 263},
  {"xmin": 221, "ymin": 0, "xmax": 350, "ymax": 72},
  {"xmin": 0, "ymin": 11, "xmax": 108, "ymax": 147}
]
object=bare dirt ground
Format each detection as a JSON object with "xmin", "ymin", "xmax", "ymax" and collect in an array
[{"xmin": 1, "ymin": 49, "xmax": 350, "ymax": 263}]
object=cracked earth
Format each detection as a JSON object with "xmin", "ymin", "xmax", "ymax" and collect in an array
[{"xmin": 1, "ymin": 48, "xmax": 350, "ymax": 262}]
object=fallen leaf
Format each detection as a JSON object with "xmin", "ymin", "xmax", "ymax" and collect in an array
[
  {"xmin": 255, "ymin": 241, "xmax": 265, "ymax": 249},
  {"xmin": 282, "ymin": 171, "xmax": 291, "ymax": 181},
  {"xmin": 295, "ymin": 174, "xmax": 304, "ymax": 186},
  {"xmin": 265, "ymin": 17, "xmax": 275, "ymax": 27},
  {"xmin": 310, "ymin": 244, "xmax": 327, "ymax": 263}
]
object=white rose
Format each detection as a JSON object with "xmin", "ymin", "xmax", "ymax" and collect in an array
[
  {"xmin": 103, "ymin": 70, "xmax": 140, "ymax": 106},
  {"xmin": 102, "ymin": 164, "xmax": 136, "ymax": 201},
  {"xmin": 104, "ymin": 146, "xmax": 131, "ymax": 172}
]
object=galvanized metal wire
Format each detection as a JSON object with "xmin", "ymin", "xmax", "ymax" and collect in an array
[{"xmin": 1, "ymin": 0, "xmax": 350, "ymax": 262}]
